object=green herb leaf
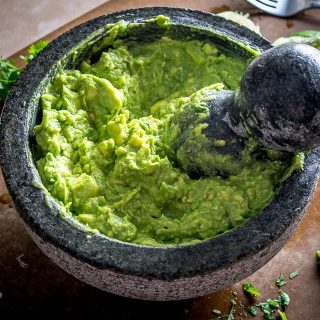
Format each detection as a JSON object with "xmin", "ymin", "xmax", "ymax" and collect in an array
[
  {"xmin": 275, "ymin": 273, "xmax": 287, "ymax": 287},
  {"xmin": 267, "ymin": 299, "xmax": 279, "ymax": 310},
  {"xmin": 289, "ymin": 270, "xmax": 299, "ymax": 279},
  {"xmin": 247, "ymin": 305, "xmax": 257, "ymax": 317},
  {"xmin": 278, "ymin": 310, "xmax": 287, "ymax": 320},
  {"xmin": 243, "ymin": 283, "xmax": 260, "ymax": 297},
  {"xmin": 0, "ymin": 40, "xmax": 49, "ymax": 102},
  {"xmin": 0, "ymin": 58, "xmax": 21, "ymax": 102},
  {"xmin": 212, "ymin": 309, "xmax": 221, "ymax": 316},
  {"xmin": 278, "ymin": 291, "xmax": 290, "ymax": 308},
  {"xmin": 227, "ymin": 299, "xmax": 237, "ymax": 320},
  {"xmin": 257, "ymin": 299, "xmax": 279, "ymax": 320},
  {"xmin": 317, "ymin": 250, "xmax": 320, "ymax": 267},
  {"xmin": 20, "ymin": 40, "xmax": 48, "ymax": 63}
]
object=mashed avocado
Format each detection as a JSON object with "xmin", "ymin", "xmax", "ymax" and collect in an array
[{"xmin": 34, "ymin": 17, "xmax": 302, "ymax": 246}]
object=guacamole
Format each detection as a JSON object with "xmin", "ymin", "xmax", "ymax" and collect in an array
[{"xmin": 34, "ymin": 17, "xmax": 302, "ymax": 246}]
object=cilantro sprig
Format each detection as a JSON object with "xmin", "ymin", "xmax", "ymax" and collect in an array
[
  {"xmin": 20, "ymin": 40, "xmax": 48, "ymax": 63},
  {"xmin": 0, "ymin": 58, "xmax": 21, "ymax": 102},
  {"xmin": 0, "ymin": 39, "xmax": 48, "ymax": 103},
  {"xmin": 227, "ymin": 299, "xmax": 237, "ymax": 320}
]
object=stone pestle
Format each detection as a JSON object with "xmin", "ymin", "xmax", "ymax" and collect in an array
[{"xmin": 166, "ymin": 43, "xmax": 320, "ymax": 177}]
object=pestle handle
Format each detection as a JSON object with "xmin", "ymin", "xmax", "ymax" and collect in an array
[
  {"xmin": 166, "ymin": 43, "xmax": 320, "ymax": 177},
  {"xmin": 237, "ymin": 43, "xmax": 320, "ymax": 153}
]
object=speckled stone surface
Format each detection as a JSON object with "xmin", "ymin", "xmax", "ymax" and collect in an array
[
  {"xmin": 1, "ymin": 7, "xmax": 320, "ymax": 301},
  {"xmin": 239, "ymin": 43, "xmax": 320, "ymax": 152}
]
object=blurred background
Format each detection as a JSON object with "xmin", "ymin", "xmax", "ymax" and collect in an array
[{"xmin": 0, "ymin": 0, "xmax": 107, "ymax": 58}]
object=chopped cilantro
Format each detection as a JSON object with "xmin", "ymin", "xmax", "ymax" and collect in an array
[
  {"xmin": 267, "ymin": 299, "xmax": 279, "ymax": 310},
  {"xmin": 275, "ymin": 274, "xmax": 287, "ymax": 287},
  {"xmin": 20, "ymin": 40, "xmax": 48, "ymax": 63},
  {"xmin": 0, "ymin": 40, "xmax": 49, "ymax": 102},
  {"xmin": 0, "ymin": 58, "xmax": 21, "ymax": 102},
  {"xmin": 289, "ymin": 270, "xmax": 299, "ymax": 279},
  {"xmin": 278, "ymin": 310, "xmax": 287, "ymax": 320},
  {"xmin": 212, "ymin": 309, "xmax": 221, "ymax": 316},
  {"xmin": 243, "ymin": 283, "xmax": 260, "ymax": 297},
  {"xmin": 256, "ymin": 299, "xmax": 279, "ymax": 320},
  {"xmin": 247, "ymin": 305, "xmax": 257, "ymax": 317},
  {"xmin": 277, "ymin": 291, "xmax": 290, "ymax": 308},
  {"xmin": 227, "ymin": 299, "xmax": 237, "ymax": 320},
  {"xmin": 239, "ymin": 271, "xmax": 297, "ymax": 320},
  {"xmin": 211, "ymin": 299, "xmax": 237, "ymax": 320},
  {"xmin": 317, "ymin": 250, "xmax": 320, "ymax": 267}
]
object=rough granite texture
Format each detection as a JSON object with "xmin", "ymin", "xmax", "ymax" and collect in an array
[
  {"xmin": 238, "ymin": 43, "xmax": 320, "ymax": 152},
  {"xmin": 1, "ymin": 7, "xmax": 320, "ymax": 300}
]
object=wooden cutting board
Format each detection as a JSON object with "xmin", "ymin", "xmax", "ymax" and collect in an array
[{"xmin": 1, "ymin": 0, "xmax": 320, "ymax": 318}]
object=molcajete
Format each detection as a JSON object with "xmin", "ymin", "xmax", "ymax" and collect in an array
[{"xmin": 1, "ymin": 7, "xmax": 319, "ymax": 300}]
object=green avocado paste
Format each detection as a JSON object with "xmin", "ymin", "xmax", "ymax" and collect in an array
[{"xmin": 34, "ymin": 17, "xmax": 303, "ymax": 246}]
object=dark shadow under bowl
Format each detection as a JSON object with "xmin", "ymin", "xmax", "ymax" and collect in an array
[{"xmin": 1, "ymin": 7, "xmax": 319, "ymax": 300}]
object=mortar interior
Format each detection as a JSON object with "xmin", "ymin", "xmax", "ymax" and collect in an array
[{"xmin": 1, "ymin": 8, "xmax": 319, "ymax": 282}]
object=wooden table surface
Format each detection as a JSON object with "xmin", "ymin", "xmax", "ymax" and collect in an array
[{"xmin": 1, "ymin": 0, "xmax": 320, "ymax": 318}]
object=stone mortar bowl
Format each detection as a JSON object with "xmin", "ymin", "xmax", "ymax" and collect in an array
[{"xmin": 1, "ymin": 7, "xmax": 320, "ymax": 301}]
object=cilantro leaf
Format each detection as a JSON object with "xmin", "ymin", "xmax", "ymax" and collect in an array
[
  {"xmin": 247, "ymin": 305, "xmax": 257, "ymax": 317},
  {"xmin": 278, "ymin": 310, "xmax": 287, "ymax": 320},
  {"xmin": 275, "ymin": 273, "xmax": 287, "ymax": 287},
  {"xmin": 277, "ymin": 291, "xmax": 290, "ymax": 308},
  {"xmin": 0, "ymin": 40, "xmax": 49, "ymax": 102},
  {"xmin": 0, "ymin": 58, "xmax": 21, "ymax": 102},
  {"xmin": 212, "ymin": 309, "xmax": 221, "ymax": 316},
  {"xmin": 227, "ymin": 299, "xmax": 236, "ymax": 320},
  {"xmin": 256, "ymin": 299, "xmax": 279, "ymax": 320},
  {"xmin": 20, "ymin": 40, "xmax": 48, "ymax": 63},
  {"xmin": 289, "ymin": 270, "xmax": 299, "ymax": 279},
  {"xmin": 267, "ymin": 299, "xmax": 279, "ymax": 310},
  {"xmin": 243, "ymin": 283, "xmax": 260, "ymax": 297}
]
